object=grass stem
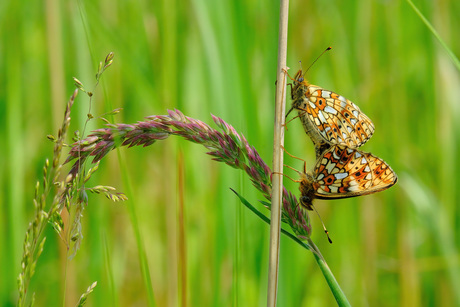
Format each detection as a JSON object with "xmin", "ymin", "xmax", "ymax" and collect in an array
[{"xmin": 268, "ymin": 0, "xmax": 289, "ymax": 305}]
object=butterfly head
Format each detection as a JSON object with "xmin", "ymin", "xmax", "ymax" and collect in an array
[
  {"xmin": 289, "ymin": 69, "xmax": 310, "ymax": 103},
  {"xmin": 293, "ymin": 69, "xmax": 307, "ymax": 84}
]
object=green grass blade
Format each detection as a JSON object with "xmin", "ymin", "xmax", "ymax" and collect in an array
[
  {"xmin": 102, "ymin": 233, "xmax": 119, "ymax": 307},
  {"xmin": 400, "ymin": 173, "xmax": 460, "ymax": 306},
  {"xmin": 406, "ymin": 0, "xmax": 460, "ymax": 71},
  {"xmin": 116, "ymin": 149, "xmax": 156, "ymax": 307}
]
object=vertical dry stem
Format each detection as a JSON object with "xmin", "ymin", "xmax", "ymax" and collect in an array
[{"xmin": 267, "ymin": 0, "xmax": 289, "ymax": 306}]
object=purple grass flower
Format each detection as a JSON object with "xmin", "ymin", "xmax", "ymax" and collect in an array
[{"xmin": 66, "ymin": 109, "xmax": 311, "ymax": 239}]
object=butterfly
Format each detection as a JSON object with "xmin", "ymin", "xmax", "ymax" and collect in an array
[
  {"xmin": 285, "ymin": 68, "xmax": 375, "ymax": 158},
  {"xmin": 291, "ymin": 145, "xmax": 397, "ymax": 210}
]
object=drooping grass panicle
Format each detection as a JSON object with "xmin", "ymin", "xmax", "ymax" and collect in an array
[{"xmin": 66, "ymin": 109, "xmax": 312, "ymax": 240}]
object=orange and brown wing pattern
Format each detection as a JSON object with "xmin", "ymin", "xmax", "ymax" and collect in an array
[
  {"xmin": 297, "ymin": 146, "xmax": 397, "ymax": 210},
  {"xmin": 312, "ymin": 146, "xmax": 397, "ymax": 199},
  {"xmin": 305, "ymin": 86, "xmax": 375, "ymax": 147},
  {"xmin": 289, "ymin": 69, "xmax": 375, "ymax": 150}
]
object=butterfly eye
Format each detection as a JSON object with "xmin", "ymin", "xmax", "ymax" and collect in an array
[{"xmin": 298, "ymin": 77, "xmax": 304, "ymax": 82}]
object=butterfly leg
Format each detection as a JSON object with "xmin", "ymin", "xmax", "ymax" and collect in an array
[
  {"xmin": 281, "ymin": 145, "xmax": 308, "ymax": 174},
  {"xmin": 272, "ymin": 171, "xmax": 301, "ymax": 183},
  {"xmin": 281, "ymin": 145, "xmax": 307, "ymax": 163},
  {"xmin": 284, "ymin": 111, "xmax": 301, "ymax": 130},
  {"xmin": 282, "ymin": 67, "xmax": 296, "ymax": 82}
]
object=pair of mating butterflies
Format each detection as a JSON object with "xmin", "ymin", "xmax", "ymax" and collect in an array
[{"xmin": 285, "ymin": 68, "xmax": 398, "ymax": 210}]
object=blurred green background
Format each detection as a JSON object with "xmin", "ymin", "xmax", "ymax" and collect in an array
[{"xmin": 1, "ymin": 0, "xmax": 459, "ymax": 305}]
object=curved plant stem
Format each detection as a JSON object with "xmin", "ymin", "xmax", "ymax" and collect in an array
[
  {"xmin": 307, "ymin": 238, "xmax": 351, "ymax": 307},
  {"xmin": 268, "ymin": 0, "xmax": 289, "ymax": 305},
  {"xmin": 231, "ymin": 189, "xmax": 351, "ymax": 307},
  {"xmin": 66, "ymin": 109, "xmax": 315, "ymax": 302}
]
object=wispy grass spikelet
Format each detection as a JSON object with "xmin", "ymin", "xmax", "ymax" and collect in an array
[
  {"xmin": 17, "ymin": 90, "xmax": 78, "ymax": 307},
  {"xmin": 76, "ymin": 281, "xmax": 98, "ymax": 307},
  {"xmin": 18, "ymin": 53, "xmax": 124, "ymax": 306}
]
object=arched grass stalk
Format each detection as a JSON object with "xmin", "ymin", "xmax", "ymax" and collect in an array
[
  {"xmin": 66, "ymin": 109, "xmax": 310, "ymax": 239},
  {"xmin": 66, "ymin": 109, "xmax": 350, "ymax": 305}
]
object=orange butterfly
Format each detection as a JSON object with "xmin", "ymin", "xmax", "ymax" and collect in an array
[
  {"xmin": 292, "ymin": 145, "xmax": 397, "ymax": 210},
  {"xmin": 286, "ymin": 68, "xmax": 375, "ymax": 157}
]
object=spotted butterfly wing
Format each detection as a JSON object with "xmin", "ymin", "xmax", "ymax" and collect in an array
[
  {"xmin": 287, "ymin": 69, "xmax": 375, "ymax": 156},
  {"xmin": 298, "ymin": 145, "xmax": 397, "ymax": 210}
]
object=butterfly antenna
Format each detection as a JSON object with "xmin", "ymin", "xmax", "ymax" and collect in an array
[
  {"xmin": 312, "ymin": 204, "xmax": 333, "ymax": 244},
  {"xmin": 302, "ymin": 46, "xmax": 332, "ymax": 78}
]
